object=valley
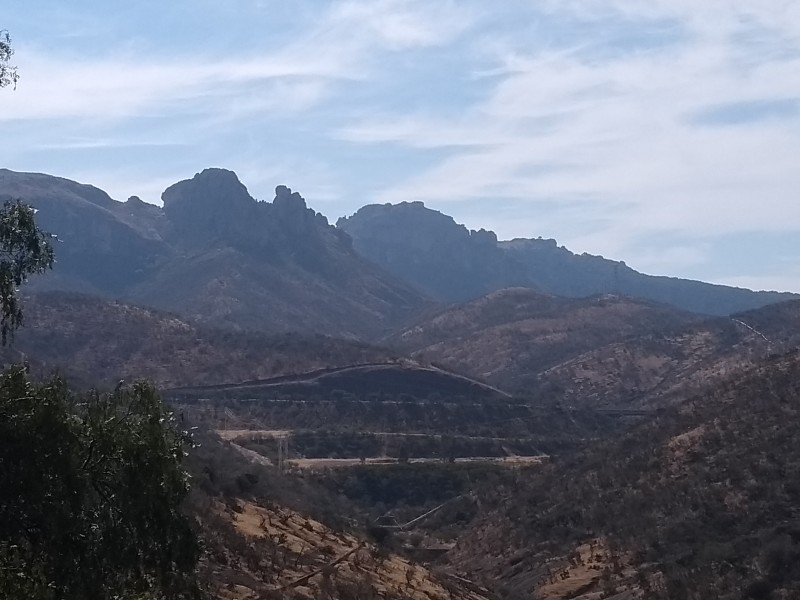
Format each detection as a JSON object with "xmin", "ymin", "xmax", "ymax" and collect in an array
[
  {"xmin": 2, "ymin": 167, "xmax": 800, "ymax": 599},
  {"xmin": 5, "ymin": 0, "xmax": 800, "ymax": 594}
]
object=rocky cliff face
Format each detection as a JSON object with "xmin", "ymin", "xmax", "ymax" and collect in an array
[
  {"xmin": 161, "ymin": 168, "xmax": 260, "ymax": 248},
  {"xmin": 337, "ymin": 201, "xmax": 512, "ymax": 301},
  {"xmin": 1, "ymin": 168, "xmax": 430, "ymax": 339},
  {"xmin": 0, "ymin": 168, "xmax": 168, "ymax": 295},
  {"xmin": 338, "ymin": 201, "xmax": 798, "ymax": 316}
]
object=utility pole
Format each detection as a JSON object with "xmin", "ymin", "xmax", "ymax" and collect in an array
[{"xmin": 277, "ymin": 435, "xmax": 289, "ymax": 473}]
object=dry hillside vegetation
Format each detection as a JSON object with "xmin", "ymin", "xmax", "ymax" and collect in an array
[
  {"xmin": 450, "ymin": 351, "xmax": 800, "ymax": 599},
  {"xmin": 390, "ymin": 289, "xmax": 699, "ymax": 391},
  {"xmin": 169, "ymin": 362, "xmax": 509, "ymax": 402},
  {"xmin": 204, "ymin": 500, "xmax": 491, "ymax": 600},
  {"xmin": 0, "ymin": 292, "xmax": 396, "ymax": 388},
  {"xmin": 534, "ymin": 300, "xmax": 800, "ymax": 409},
  {"xmin": 188, "ymin": 433, "xmax": 492, "ymax": 600},
  {"xmin": 397, "ymin": 289, "xmax": 800, "ymax": 409}
]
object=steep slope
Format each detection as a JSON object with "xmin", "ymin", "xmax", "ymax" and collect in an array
[
  {"xmin": 389, "ymin": 288, "xmax": 701, "ymax": 393},
  {"xmin": 0, "ymin": 168, "xmax": 430, "ymax": 338},
  {"xmin": 337, "ymin": 201, "xmax": 796, "ymax": 315},
  {"xmin": 0, "ymin": 291, "xmax": 397, "ymax": 388},
  {"xmin": 337, "ymin": 201, "xmax": 507, "ymax": 301},
  {"xmin": 0, "ymin": 168, "xmax": 168, "ymax": 294},
  {"xmin": 533, "ymin": 299, "xmax": 800, "ymax": 409},
  {"xmin": 396, "ymin": 290, "xmax": 800, "ymax": 408},
  {"xmin": 451, "ymin": 351, "xmax": 800, "ymax": 599},
  {"xmin": 188, "ymin": 433, "xmax": 493, "ymax": 600}
]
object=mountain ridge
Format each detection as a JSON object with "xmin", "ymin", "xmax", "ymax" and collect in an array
[
  {"xmin": 0, "ymin": 168, "xmax": 430, "ymax": 339},
  {"xmin": 0, "ymin": 291, "xmax": 399, "ymax": 389},
  {"xmin": 3, "ymin": 167, "xmax": 797, "ymax": 343},
  {"xmin": 392, "ymin": 287, "xmax": 800, "ymax": 407},
  {"xmin": 338, "ymin": 200, "xmax": 797, "ymax": 316}
]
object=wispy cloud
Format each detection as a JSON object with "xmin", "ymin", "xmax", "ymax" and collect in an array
[
  {"xmin": 335, "ymin": 1, "xmax": 800, "ymax": 279},
  {"xmin": 3, "ymin": 0, "xmax": 800, "ymax": 291},
  {"xmin": 329, "ymin": 0, "xmax": 477, "ymax": 50},
  {"xmin": 690, "ymin": 98, "xmax": 800, "ymax": 126}
]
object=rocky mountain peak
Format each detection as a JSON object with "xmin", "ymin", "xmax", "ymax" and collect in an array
[
  {"xmin": 271, "ymin": 184, "xmax": 332, "ymax": 235},
  {"xmin": 162, "ymin": 168, "xmax": 252, "ymax": 212},
  {"xmin": 160, "ymin": 168, "xmax": 258, "ymax": 246},
  {"xmin": 337, "ymin": 201, "xmax": 510, "ymax": 301},
  {"xmin": 337, "ymin": 201, "xmax": 476, "ymax": 248},
  {"xmin": 470, "ymin": 228, "xmax": 498, "ymax": 246},
  {"xmin": 273, "ymin": 185, "xmax": 307, "ymax": 210}
]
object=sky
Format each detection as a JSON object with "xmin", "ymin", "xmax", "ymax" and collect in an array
[{"xmin": 2, "ymin": 0, "xmax": 800, "ymax": 292}]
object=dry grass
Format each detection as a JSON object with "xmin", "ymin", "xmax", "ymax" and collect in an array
[
  {"xmin": 533, "ymin": 541, "xmax": 642, "ymax": 600},
  {"xmin": 214, "ymin": 500, "xmax": 492, "ymax": 600}
]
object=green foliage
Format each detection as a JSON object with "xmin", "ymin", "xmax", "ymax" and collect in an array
[
  {"xmin": 0, "ymin": 30, "xmax": 18, "ymax": 89},
  {"xmin": 0, "ymin": 36, "xmax": 53, "ymax": 344},
  {"xmin": 0, "ymin": 367, "xmax": 201, "ymax": 599},
  {"xmin": 0, "ymin": 200, "xmax": 54, "ymax": 344}
]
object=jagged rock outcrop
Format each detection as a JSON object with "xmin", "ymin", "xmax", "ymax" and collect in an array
[
  {"xmin": 1, "ymin": 168, "xmax": 430, "ymax": 339},
  {"xmin": 162, "ymin": 168, "xmax": 259, "ymax": 248},
  {"xmin": 338, "ymin": 201, "xmax": 798, "ymax": 316}
]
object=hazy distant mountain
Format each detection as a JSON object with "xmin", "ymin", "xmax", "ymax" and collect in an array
[
  {"xmin": 0, "ymin": 168, "xmax": 430, "ymax": 338},
  {"xmin": 337, "ymin": 201, "xmax": 797, "ymax": 315}
]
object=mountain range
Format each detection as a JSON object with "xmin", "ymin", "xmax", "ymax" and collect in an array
[
  {"xmin": 1, "ymin": 167, "xmax": 797, "ymax": 343},
  {"xmin": 5, "ymin": 166, "xmax": 800, "ymax": 599},
  {"xmin": 0, "ymin": 168, "xmax": 427, "ymax": 339},
  {"xmin": 338, "ymin": 200, "xmax": 796, "ymax": 315}
]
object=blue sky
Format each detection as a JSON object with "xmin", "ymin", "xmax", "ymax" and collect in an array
[{"xmin": 3, "ymin": 0, "xmax": 800, "ymax": 292}]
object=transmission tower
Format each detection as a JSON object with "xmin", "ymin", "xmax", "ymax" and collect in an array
[{"xmin": 277, "ymin": 435, "xmax": 289, "ymax": 473}]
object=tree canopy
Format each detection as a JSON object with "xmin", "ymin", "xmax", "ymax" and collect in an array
[
  {"xmin": 0, "ymin": 368, "xmax": 202, "ymax": 599},
  {"xmin": 0, "ymin": 200, "xmax": 55, "ymax": 344},
  {"xmin": 0, "ymin": 34, "xmax": 202, "ymax": 597},
  {"xmin": 0, "ymin": 30, "xmax": 18, "ymax": 89}
]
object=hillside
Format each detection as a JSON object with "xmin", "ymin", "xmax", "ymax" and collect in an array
[
  {"xmin": 532, "ymin": 299, "xmax": 800, "ymax": 409},
  {"xmin": 187, "ymin": 432, "xmax": 494, "ymax": 600},
  {"xmin": 389, "ymin": 288, "xmax": 701, "ymax": 394},
  {"xmin": 0, "ymin": 291, "xmax": 397, "ymax": 388},
  {"xmin": 0, "ymin": 168, "xmax": 430, "ymax": 339},
  {"xmin": 169, "ymin": 362, "xmax": 510, "ymax": 403},
  {"xmin": 337, "ymin": 201, "xmax": 797, "ymax": 315},
  {"xmin": 391, "ymin": 289, "xmax": 800, "ymax": 408},
  {"xmin": 450, "ymin": 351, "xmax": 800, "ymax": 599},
  {"xmin": 170, "ymin": 358, "xmax": 624, "ymax": 479}
]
